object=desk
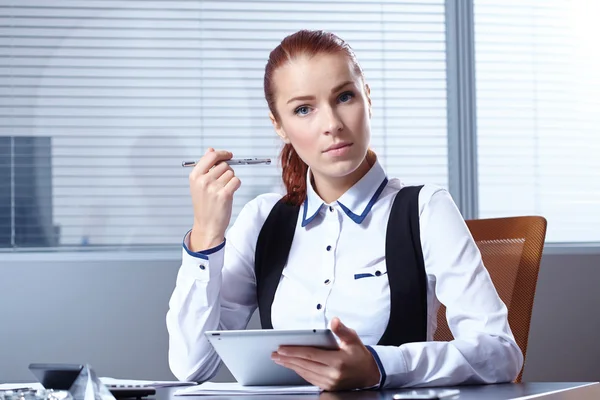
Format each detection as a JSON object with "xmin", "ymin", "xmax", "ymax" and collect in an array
[{"xmin": 154, "ymin": 382, "xmax": 599, "ymax": 400}]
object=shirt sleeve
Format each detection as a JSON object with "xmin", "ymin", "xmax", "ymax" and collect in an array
[
  {"xmin": 368, "ymin": 186, "xmax": 524, "ymax": 388},
  {"xmin": 166, "ymin": 194, "xmax": 280, "ymax": 382}
]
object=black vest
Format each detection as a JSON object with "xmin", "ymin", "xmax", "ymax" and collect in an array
[{"xmin": 254, "ymin": 185, "xmax": 428, "ymax": 346}]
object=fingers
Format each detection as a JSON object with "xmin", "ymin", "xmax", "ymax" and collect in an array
[
  {"xmin": 274, "ymin": 354, "xmax": 329, "ymax": 373},
  {"xmin": 216, "ymin": 168, "xmax": 235, "ymax": 185},
  {"xmin": 193, "ymin": 149, "xmax": 232, "ymax": 175},
  {"xmin": 223, "ymin": 176, "xmax": 242, "ymax": 196},
  {"xmin": 213, "ymin": 165, "xmax": 241, "ymax": 196},
  {"xmin": 277, "ymin": 346, "xmax": 334, "ymax": 365},
  {"xmin": 273, "ymin": 358, "xmax": 332, "ymax": 390},
  {"xmin": 208, "ymin": 161, "xmax": 232, "ymax": 180},
  {"xmin": 189, "ymin": 162, "xmax": 229, "ymax": 191},
  {"xmin": 330, "ymin": 317, "xmax": 361, "ymax": 346},
  {"xmin": 187, "ymin": 147, "xmax": 241, "ymax": 199}
]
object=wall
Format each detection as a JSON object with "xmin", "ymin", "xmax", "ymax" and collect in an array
[{"xmin": 1, "ymin": 250, "xmax": 599, "ymax": 383}]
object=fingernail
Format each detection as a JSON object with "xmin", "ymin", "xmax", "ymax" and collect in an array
[{"xmin": 271, "ymin": 354, "xmax": 280, "ymax": 362}]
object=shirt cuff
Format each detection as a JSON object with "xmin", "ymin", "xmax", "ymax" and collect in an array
[
  {"xmin": 183, "ymin": 229, "xmax": 225, "ymax": 260},
  {"xmin": 365, "ymin": 345, "xmax": 385, "ymax": 389},
  {"xmin": 367, "ymin": 345, "xmax": 410, "ymax": 389},
  {"xmin": 181, "ymin": 229, "xmax": 226, "ymax": 280}
]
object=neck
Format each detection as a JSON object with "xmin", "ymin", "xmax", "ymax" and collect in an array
[{"xmin": 311, "ymin": 157, "xmax": 372, "ymax": 204}]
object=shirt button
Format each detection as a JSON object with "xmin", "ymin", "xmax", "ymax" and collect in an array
[
  {"xmin": 326, "ymin": 245, "xmax": 332, "ymax": 251},
  {"xmin": 329, "ymin": 206, "xmax": 334, "ymax": 212},
  {"xmin": 375, "ymin": 270, "xmax": 381, "ymax": 276},
  {"xmin": 199, "ymin": 265, "xmax": 206, "ymax": 270},
  {"xmin": 316, "ymin": 304, "xmax": 322, "ymax": 310},
  {"xmin": 324, "ymin": 279, "xmax": 331, "ymax": 285}
]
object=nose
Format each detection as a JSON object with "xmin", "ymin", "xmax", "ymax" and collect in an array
[{"xmin": 321, "ymin": 106, "xmax": 344, "ymax": 135}]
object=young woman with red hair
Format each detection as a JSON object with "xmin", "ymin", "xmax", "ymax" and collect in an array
[{"xmin": 167, "ymin": 30, "xmax": 522, "ymax": 391}]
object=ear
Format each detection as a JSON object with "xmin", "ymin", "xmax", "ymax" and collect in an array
[
  {"xmin": 364, "ymin": 83, "xmax": 372, "ymax": 118},
  {"xmin": 269, "ymin": 112, "xmax": 291, "ymax": 144}
]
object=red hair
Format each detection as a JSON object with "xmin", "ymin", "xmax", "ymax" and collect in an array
[{"xmin": 264, "ymin": 30, "xmax": 373, "ymax": 206}]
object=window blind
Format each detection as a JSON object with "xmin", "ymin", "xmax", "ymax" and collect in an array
[
  {"xmin": 0, "ymin": 0, "xmax": 448, "ymax": 249},
  {"xmin": 474, "ymin": 0, "xmax": 600, "ymax": 242}
]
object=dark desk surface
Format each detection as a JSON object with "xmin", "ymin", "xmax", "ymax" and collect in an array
[{"xmin": 155, "ymin": 382, "xmax": 600, "ymax": 400}]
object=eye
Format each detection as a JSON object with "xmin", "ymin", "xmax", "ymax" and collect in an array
[
  {"xmin": 338, "ymin": 91, "xmax": 355, "ymax": 103},
  {"xmin": 294, "ymin": 105, "xmax": 311, "ymax": 116}
]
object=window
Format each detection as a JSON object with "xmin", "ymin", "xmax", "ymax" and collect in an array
[
  {"xmin": 475, "ymin": 0, "xmax": 600, "ymax": 242},
  {"xmin": 0, "ymin": 1, "xmax": 448, "ymax": 249}
]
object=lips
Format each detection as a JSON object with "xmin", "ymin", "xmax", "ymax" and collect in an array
[{"xmin": 323, "ymin": 142, "xmax": 352, "ymax": 153}]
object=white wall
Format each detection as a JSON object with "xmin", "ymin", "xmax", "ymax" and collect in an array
[{"xmin": 1, "ymin": 250, "xmax": 599, "ymax": 383}]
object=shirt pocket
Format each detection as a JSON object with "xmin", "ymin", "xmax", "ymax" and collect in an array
[
  {"xmin": 340, "ymin": 263, "xmax": 390, "ymax": 337},
  {"xmin": 353, "ymin": 264, "xmax": 388, "ymax": 280}
]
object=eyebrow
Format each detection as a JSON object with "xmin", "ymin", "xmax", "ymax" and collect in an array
[{"xmin": 286, "ymin": 80, "xmax": 354, "ymax": 104}]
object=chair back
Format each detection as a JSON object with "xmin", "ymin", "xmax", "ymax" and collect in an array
[{"xmin": 433, "ymin": 216, "xmax": 548, "ymax": 382}]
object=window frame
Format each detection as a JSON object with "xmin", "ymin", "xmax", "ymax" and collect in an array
[{"xmin": 451, "ymin": 0, "xmax": 600, "ymax": 251}]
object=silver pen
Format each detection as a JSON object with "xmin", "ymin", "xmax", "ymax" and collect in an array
[{"xmin": 182, "ymin": 158, "xmax": 272, "ymax": 167}]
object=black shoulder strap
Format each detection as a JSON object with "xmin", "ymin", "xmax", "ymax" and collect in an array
[
  {"xmin": 254, "ymin": 187, "xmax": 428, "ymax": 346},
  {"xmin": 378, "ymin": 185, "xmax": 428, "ymax": 346},
  {"xmin": 254, "ymin": 198, "xmax": 300, "ymax": 329}
]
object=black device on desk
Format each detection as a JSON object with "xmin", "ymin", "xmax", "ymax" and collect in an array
[
  {"xmin": 28, "ymin": 363, "xmax": 155, "ymax": 398},
  {"xmin": 106, "ymin": 387, "xmax": 156, "ymax": 399},
  {"xmin": 28, "ymin": 363, "xmax": 84, "ymax": 391}
]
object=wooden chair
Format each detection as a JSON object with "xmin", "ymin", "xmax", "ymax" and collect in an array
[{"xmin": 433, "ymin": 216, "xmax": 547, "ymax": 382}]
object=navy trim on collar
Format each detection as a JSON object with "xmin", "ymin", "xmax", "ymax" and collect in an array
[
  {"xmin": 301, "ymin": 200, "xmax": 323, "ymax": 228},
  {"xmin": 337, "ymin": 177, "xmax": 388, "ymax": 224},
  {"xmin": 301, "ymin": 176, "xmax": 388, "ymax": 227},
  {"xmin": 301, "ymin": 161, "xmax": 388, "ymax": 227}
]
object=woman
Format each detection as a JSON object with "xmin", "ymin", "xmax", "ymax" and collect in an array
[{"xmin": 166, "ymin": 30, "xmax": 523, "ymax": 391}]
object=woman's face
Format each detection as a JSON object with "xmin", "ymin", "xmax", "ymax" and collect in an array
[{"xmin": 270, "ymin": 52, "xmax": 372, "ymax": 182}]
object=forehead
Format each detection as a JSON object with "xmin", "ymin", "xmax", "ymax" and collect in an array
[{"xmin": 272, "ymin": 52, "xmax": 361, "ymax": 99}]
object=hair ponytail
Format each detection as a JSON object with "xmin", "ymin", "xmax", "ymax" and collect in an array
[{"xmin": 280, "ymin": 143, "xmax": 308, "ymax": 206}]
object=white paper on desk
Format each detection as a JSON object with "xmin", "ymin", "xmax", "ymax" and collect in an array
[
  {"xmin": 174, "ymin": 382, "xmax": 320, "ymax": 396},
  {"xmin": 0, "ymin": 383, "xmax": 43, "ymax": 391},
  {"xmin": 99, "ymin": 377, "xmax": 197, "ymax": 388}
]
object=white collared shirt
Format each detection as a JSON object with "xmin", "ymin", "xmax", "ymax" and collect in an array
[{"xmin": 166, "ymin": 161, "xmax": 523, "ymax": 388}]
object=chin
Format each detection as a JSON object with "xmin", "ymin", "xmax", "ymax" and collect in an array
[{"xmin": 323, "ymin": 157, "xmax": 366, "ymax": 178}]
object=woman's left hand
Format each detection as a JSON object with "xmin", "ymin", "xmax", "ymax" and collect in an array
[{"xmin": 271, "ymin": 317, "xmax": 381, "ymax": 391}]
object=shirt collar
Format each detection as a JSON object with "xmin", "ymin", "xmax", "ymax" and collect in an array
[{"xmin": 302, "ymin": 160, "xmax": 388, "ymax": 227}]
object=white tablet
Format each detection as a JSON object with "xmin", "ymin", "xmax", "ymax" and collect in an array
[{"xmin": 205, "ymin": 328, "xmax": 339, "ymax": 386}]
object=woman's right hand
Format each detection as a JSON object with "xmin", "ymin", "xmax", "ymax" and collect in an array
[{"xmin": 188, "ymin": 148, "xmax": 242, "ymax": 252}]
